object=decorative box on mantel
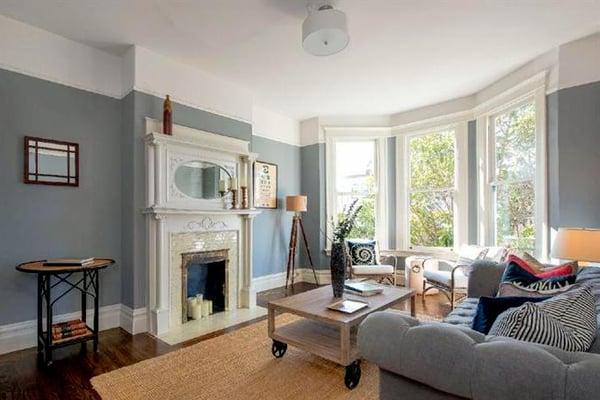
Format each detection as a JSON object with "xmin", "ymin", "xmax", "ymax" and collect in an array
[{"xmin": 143, "ymin": 118, "xmax": 261, "ymax": 337}]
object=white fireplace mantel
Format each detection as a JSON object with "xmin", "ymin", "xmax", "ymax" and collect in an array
[{"xmin": 144, "ymin": 118, "xmax": 261, "ymax": 337}]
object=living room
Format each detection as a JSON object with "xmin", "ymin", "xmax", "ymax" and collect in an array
[{"xmin": 1, "ymin": 1, "xmax": 600, "ymax": 399}]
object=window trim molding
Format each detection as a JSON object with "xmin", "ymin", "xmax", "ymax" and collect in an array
[
  {"xmin": 324, "ymin": 128, "xmax": 390, "ymax": 250},
  {"xmin": 476, "ymin": 83, "xmax": 548, "ymax": 258},
  {"xmin": 395, "ymin": 121, "xmax": 469, "ymax": 253}
]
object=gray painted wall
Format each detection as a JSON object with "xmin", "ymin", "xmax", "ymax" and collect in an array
[
  {"xmin": 547, "ymin": 91, "xmax": 560, "ymax": 232},
  {"xmin": 554, "ymin": 81, "xmax": 600, "ymax": 229},
  {"xmin": 300, "ymin": 143, "xmax": 329, "ymax": 269},
  {"xmin": 250, "ymin": 136, "xmax": 301, "ymax": 277},
  {"xmin": 0, "ymin": 69, "xmax": 122, "ymax": 325}
]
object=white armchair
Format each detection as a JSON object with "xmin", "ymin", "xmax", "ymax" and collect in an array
[{"xmin": 422, "ymin": 245, "xmax": 507, "ymax": 309}]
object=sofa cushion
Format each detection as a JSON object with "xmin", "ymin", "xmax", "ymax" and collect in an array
[
  {"xmin": 489, "ymin": 286, "xmax": 597, "ymax": 352},
  {"xmin": 471, "ymin": 296, "xmax": 550, "ymax": 334},
  {"xmin": 423, "ymin": 269, "xmax": 468, "ymax": 288},
  {"xmin": 352, "ymin": 264, "xmax": 393, "ymax": 275}
]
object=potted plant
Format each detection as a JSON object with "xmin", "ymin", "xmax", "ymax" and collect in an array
[{"xmin": 329, "ymin": 199, "xmax": 362, "ymax": 297}]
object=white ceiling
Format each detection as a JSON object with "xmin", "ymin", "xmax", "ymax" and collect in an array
[{"xmin": 1, "ymin": 0, "xmax": 599, "ymax": 120}]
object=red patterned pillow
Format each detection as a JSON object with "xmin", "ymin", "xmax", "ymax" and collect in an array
[
  {"xmin": 537, "ymin": 263, "xmax": 577, "ymax": 279},
  {"xmin": 507, "ymin": 254, "xmax": 575, "ymax": 278},
  {"xmin": 506, "ymin": 254, "xmax": 538, "ymax": 275}
]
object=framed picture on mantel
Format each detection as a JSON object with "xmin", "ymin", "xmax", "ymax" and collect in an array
[{"xmin": 254, "ymin": 161, "xmax": 277, "ymax": 209}]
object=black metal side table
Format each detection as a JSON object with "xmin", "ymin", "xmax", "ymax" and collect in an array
[{"xmin": 16, "ymin": 258, "xmax": 115, "ymax": 366}]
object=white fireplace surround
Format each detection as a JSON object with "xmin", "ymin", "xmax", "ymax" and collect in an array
[{"xmin": 144, "ymin": 118, "xmax": 260, "ymax": 336}]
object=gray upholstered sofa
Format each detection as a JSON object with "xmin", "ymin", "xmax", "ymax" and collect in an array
[{"xmin": 358, "ymin": 261, "xmax": 600, "ymax": 400}]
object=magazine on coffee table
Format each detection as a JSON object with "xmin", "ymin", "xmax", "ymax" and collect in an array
[{"xmin": 327, "ymin": 299, "xmax": 369, "ymax": 314}]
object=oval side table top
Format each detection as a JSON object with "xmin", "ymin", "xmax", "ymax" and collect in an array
[{"xmin": 16, "ymin": 258, "xmax": 115, "ymax": 273}]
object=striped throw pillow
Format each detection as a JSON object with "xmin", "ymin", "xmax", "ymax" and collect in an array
[{"xmin": 489, "ymin": 286, "xmax": 597, "ymax": 352}]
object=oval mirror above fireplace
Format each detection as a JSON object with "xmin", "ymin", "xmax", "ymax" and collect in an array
[{"xmin": 174, "ymin": 161, "xmax": 232, "ymax": 199}]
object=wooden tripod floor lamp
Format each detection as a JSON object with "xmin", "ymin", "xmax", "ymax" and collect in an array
[{"xmin": 285, "ymin": 195, "xmax": 319, "ymax": 288}]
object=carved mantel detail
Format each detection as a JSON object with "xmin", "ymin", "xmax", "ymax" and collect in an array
[{"xmin": 185, "ymin": 217, "xmax": 228, "ymax": 232}]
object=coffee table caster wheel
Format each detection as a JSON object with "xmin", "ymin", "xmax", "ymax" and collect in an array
[
  {"xmin": 345, "ymin": 360, "xmax": 361, "ymax": 389},
  {"xmin": 271, "ymin": 340, "xmax": 287, "ymax": 358}
]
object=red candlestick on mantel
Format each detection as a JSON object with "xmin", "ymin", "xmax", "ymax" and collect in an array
[{"xmin": 163, "ymin": 95, "xmax": 173, "ymax": 135}]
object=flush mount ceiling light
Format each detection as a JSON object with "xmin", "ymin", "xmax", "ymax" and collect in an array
[{"xmin": 302, "ymin": 4, "xmax": 349, "ymax": 56}]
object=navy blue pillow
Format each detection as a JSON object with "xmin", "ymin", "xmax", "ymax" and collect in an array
[
  {"xmin": 501, "ymin": 261, "xmax": 576, "ymax": 287},
  {"xmin": 471, "ymin": 296, "xmax": 550, "ymax": 334}
]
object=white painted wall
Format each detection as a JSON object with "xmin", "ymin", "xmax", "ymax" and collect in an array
[
  {"xmin": 299, "ymin": 117, "xmax": 323, "ymax": 147},
  {"xmin": 558, "ymin": 32, "xmax": 600, "ymax": 90},
  {"xmin": 133, "ymin": 46, "xmax": 253, "ymax": 123},
  {"xmin": 0, "ymin": 14, "xmax": 122, "ymax": 98},
  {"xmin": 252, "ymin": 105, "xmax": 300, "ymax": 146}
]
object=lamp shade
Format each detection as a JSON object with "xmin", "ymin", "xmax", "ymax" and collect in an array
[
  {"xmin": 286, "ymin": 195, "xmax": 307, "ymax": 212},
  {"xmin": 551, "ymin": 228, "xmax": 600, "ymax": 262}
]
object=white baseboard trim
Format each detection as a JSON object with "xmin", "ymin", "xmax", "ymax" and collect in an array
[
  {"xmin": 252, "ymin": 271, "xmax": 288, "ymax": 292},
  {"xmin": 252, "ymin": 268, "xmax": 331, "ymax": 292},
  {"xmin": 298, "ymin": 268, "xmax": 331, "ymax": 284},
  {"xmin": 0, "ymin": 304, "xmax": 121, "ymax": 355},
  {"xmin": 120, "ymin": 305, "xmax": 149, "ymax": 335}
]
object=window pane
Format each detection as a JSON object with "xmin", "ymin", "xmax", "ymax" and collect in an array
[
  {"xmin": 409, "ymin": 130, "xmax": 455, "ymax": 190},
  {"xmin": 495, "ymin": 181, "xmax": 535, "ymax": 252},
  {"xmin": 409, "ymin": 191, "xmax": 454, "ymax": 247},
  {"xmin": 336, "ymin": 194, "xmax": 376, "ymax": 240},
  {"xmin": 494, "ymin": 102, "xmax": 536, "ymax": 182},
  {"xmin": 335, "ymin": 141, "xmax": 375, "ymax": 194}
]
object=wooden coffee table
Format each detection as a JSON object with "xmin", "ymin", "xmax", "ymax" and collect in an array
[{"xmin": 267, "ymin": 284, "xmax": 416, "ymax": 389}]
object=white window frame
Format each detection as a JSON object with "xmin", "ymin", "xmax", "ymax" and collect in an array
[
  {"xmin": 476, "ymin": 81, "xmax": 548, "ymax": 259},
  {"xmin": 396, "ymin": 118, "xmax": 469, "ymax": 254},
  {"xmin": 396, "ymin": 122, "xmax": 469, "ymax": 253},
  {"xmin": 325, "ymin": 128, "xmax": 389, "ymax": 250}
]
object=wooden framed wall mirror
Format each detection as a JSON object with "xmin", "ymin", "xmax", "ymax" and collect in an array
[{"xmin": 24, "ymin": 136, "xmax": 79, "ymax": 186}]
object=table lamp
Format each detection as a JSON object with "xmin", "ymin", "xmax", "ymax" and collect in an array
[
  {"xmin": 285, "ymin": 195, "xmax": 319, "ymax": 288},
  {"xmin": 551, "ymin": 227, "xmax": 600, "ymax": 265}
]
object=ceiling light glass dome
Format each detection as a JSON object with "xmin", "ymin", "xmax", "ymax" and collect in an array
[{"xmin": 302, "ymin": 5, "xmax": 349, "ymax": 56}]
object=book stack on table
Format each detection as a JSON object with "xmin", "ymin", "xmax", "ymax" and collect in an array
[
  {"xmin": 52, "ymin": 319, "xmax": 90, "ymax": 342},
  {"xmin": 344, "ymin": 281, "xmax": 384, "ymax": 297}
]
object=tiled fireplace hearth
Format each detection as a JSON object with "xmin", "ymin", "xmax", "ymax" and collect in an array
[{"xmin": 144, "ymin": 118, "xmax": 263, "ymax": 343}]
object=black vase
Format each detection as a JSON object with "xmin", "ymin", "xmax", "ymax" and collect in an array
[{"xmin": 330, "ymin": 242, "xmax": 346, "ymax": 298}]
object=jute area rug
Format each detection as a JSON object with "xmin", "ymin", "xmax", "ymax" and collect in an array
[{"xmin": 92, "ymin": 315, "xmax": 380, "ymax": 400}]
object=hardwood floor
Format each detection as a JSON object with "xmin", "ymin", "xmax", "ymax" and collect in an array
[{"xmin": 0, "ymin": 284, "xmax": 451, "ymax": 400}]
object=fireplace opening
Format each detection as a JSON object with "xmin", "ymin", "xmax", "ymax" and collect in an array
[
  {"xmin": 181, "ymin": 249, "xmax": 229, "ymax": 323},
  {"xmin": 187, "ymin": 261, "xmax": 225, "ymax": 313}
]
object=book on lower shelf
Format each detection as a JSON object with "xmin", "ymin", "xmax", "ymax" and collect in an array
[{"xmin": 49, "ymin": 319, "xmax": 92, "ymax": 342}]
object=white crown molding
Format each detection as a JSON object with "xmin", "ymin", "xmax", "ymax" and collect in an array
[
  {"xmin": 472, "ymin": 71, "xmax": 547, "ymax": 117},
  {"xmin": 322, "ymin": 126, "xmax": 392, "ymax": 137},
  {"xmin": 391, "ymin": 109, "xmax": 474, "ymax": 135}
]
